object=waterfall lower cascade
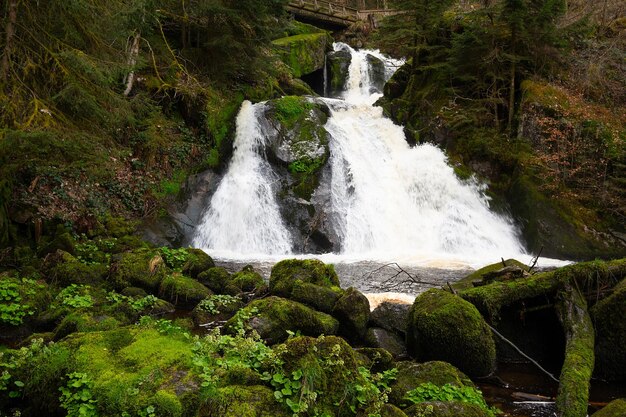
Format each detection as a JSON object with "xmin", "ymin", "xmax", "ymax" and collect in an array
[{"xmin": 193, "ymin": 43, "xmax": 528, "ymax": 266}]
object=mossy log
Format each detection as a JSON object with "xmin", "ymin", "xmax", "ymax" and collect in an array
[
  {"xmin": 459, "ymin": 259, "xmax": 626, "ymax": 318},
  {"xmin": 555, "ymin": 284, "xmax": 595, "ymax": 417}
]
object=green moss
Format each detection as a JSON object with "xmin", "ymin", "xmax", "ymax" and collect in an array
[
  {"xmin": 291, "ymin": 280, "xmax": 340, "ymax": 313},
  {"xmin": 591, "ymin": 278, "xmax": 626, "ymax": 380},
  {"xmin": 198, "ymin": 267, "xmax": 232, "ymax": 293},
  {"xmin": 55, "ymin": 312, "xmax": 121, "ymax": 339},
  {"xmin": 332, "ymin": 287, "xmax": 370, "ymax": 340},
  {"xmin": 272, "ymin": 96, "xmax": 314, "ymax": 129},
  {"xmin": 159, "ymin": 274, "xmax": 212, "ymax": 308},
  {"xmin": 272, "ymin": 33, "xmax": 332, "ymax": 78},
  {"xmin": 49, "ymin": 251, "xmax": 108, "ymax": 286},
  {"xmin": 407, "ymin": 289, "xmax": 496, "ymax": 377},
  {"xmin": 592, "ymin": 399, "xmax": 626, "ymax": 417},
  {"xmin": 200, "ymin": 385, "xmax": 290, "ymax": 417},
  {"xmin": 404, "ymin": 401, "xmax": 492, "ymax": 417},
  {"xmin": 153, "ymin": 169, "xmax": 187, "ymax": 200},
  {"xmin": 453, "ymin": 259, "xmax": 528, "ymax": 291},
  {"xmin": 226, "ymin": 268, "xmax": 268, "ymax": 296},
  {"xmin": 389, "ymin": 361, "xmax": 474, "ymax": 407},
  {"xmin": 270, "ymin": 259, "xmax": 340, "ymax": 298},
  {"xmin": 556, "ymin": 286, "xmax": 595, "ymax": 417},
  {"xmin": 226, "ymin": 296, "xmax": 339, "ymax": 344},
  {"xmin": 110, "ymin": 248, "xmax": 168, "ymax": 291},
  {"xmin": 181, "ymin": 248, "xmax": 215, "ymax": 278}
]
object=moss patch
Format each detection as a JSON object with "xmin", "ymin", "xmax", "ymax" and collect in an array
[
  {"xmin": 272, "ymin": 33, "xmax": 333, "ymax": 78},
  {"xmin": 270, "ymin": 259, "xmax": 340, "ymax": 299}
]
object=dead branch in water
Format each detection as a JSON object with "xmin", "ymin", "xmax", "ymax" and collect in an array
[{"xmin": 362, "ymin": 262, "xmax": 441, "ymax": 290}]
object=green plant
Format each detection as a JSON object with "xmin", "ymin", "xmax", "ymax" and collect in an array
[
  {"xmin": 59, "ymin": 372, "xmax": 99, "ymax": 417},
  {"xmin": 403, "ymin": 383, "xmax": 500, "ymax": 417},
  {"xmin": 159, "ymin": 247, "xmax": 189, "ymax": 271},
  {"xmin": 107, "ymin": 292, "xmax": 157, "ymax": 312},
  {"xmin": 196, "ymin": 295, "xmax": 240, "ymax": 315},
  {"xmin": 0, "ymin": 279, "xmax": 36, "ymax": 326},
  {"xmin": 57, "ymin": 285, "xmax": 94, "ymax": 309}
]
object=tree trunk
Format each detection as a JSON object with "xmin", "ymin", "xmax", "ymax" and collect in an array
[
  {"xmin": 556, "ymin": 285, "xmax": 595, "ymax": 417},
  {"xmin": 123, "ymin": 32, "xmax": 141, "ymax": 97},
  {"xmin": 507, "ymin": 58, "xmax": 516, "ymax": 136},
  {"xmin": 1, "ymin": 0, "xmax": 18, "ymax": 83}
]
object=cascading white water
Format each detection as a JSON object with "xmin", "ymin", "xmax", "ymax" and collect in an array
[
  {"xmin": 193, "ymin": 42, "xmax": 536, "ymax": 266},
  {"xmin": 323, "ymin": 43, "xmax": 525, "ymax": 261},
  {"xmin": 192, "ymin": 101, "xmax": 292, "ymax": 257}
]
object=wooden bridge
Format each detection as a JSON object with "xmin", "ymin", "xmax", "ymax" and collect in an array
[{"xmin": 286, "ymin": 0, "xmax": 397, "ymax": 28}]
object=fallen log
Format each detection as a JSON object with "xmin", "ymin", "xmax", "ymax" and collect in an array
[
  {"xmin": 555, "ymin": 284, "xmax": 595, "ymax": 417},
  {"xmin": 459, "ymin": 259, "xmax": 626, "ymax": 319}
]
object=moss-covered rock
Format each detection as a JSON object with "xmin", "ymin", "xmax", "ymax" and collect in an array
[
  {"xmin": 453, "ymin": 259, "xmax": 528, "ymax": 291},
  {"xmin": 592, "ymin": 399, "xmax": 626, "ymax": 417},
  {"xmin": 591, "ymin": 279, "xmax": 626, "ymax": 381},
  {"xmin": 48, "ymin": 250, "xmax": 108, "ymax": 287},
  {"xmin": 389, "ymin": 361, "xmax": 474, "ymax": 406},
  {"xmin": 404, "ymin": 401, "xmax": 492, "ymax": 417},
  {"xmin": 332, "ymin": 287, "xmax": 370, "ymax": 340},
  {"xmin": 327, "ymin": 47, "xmax": 352, "ymax": 97},
  {"xmin": 270, "ymin": 259, "xmax": 340, "ymax": 298},
  {"xmin": 272, "ymin": 32, "xmax": 333, "ymax": 78},
  {"xmin": 277, "ymin": 335, "xmax": 369, "ymax": 417},
  {"xmin": 54, "ymin": 312, "xmax": 121, "ymax": 340},
  {"xmin": 109, "ymin": 248, "xmax": 168, "ymax": 291},
  {"xmin": 192, "ymin": 294, "xmax": 244, "ymax": 325},
  {"xmin": 354, "ymin": 347, "xmax": 395, "ymax": 373},
  {"xmin": 198, "ymin": 266, "xmax": 232, "ymax": 293},
  {"xmin": 291, "ymin": 280, "xmax": 340, "ymax": 313},
  {"xmin": 378, "ymin": 404, "xmax": 409, "ymax": 417},
  {"xmin": 407, "ymin": 289, "xmax": 496, "ymax": 377},
  {"xmin": 225, "ymin": 296, "xmax": 339, "ymax": 344},
  {"xmin": 225, "ymin": 267, "xmax": 268, "ymax": 296},
  {"xmin": 38, "ymin": 230, "xmax": 77, "ymax": 257},
  {"xmin": 181, "ymin": 248, "xmax": 214, "ymax": 278},
  {"xmin": 200, "ymin": 385, "xmax": 290, "ymax": 417},
  {"xmin": 159, "ymin": 273, "xmax": 212, "ymax": 308}
]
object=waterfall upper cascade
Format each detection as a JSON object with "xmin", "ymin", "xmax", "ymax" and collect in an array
[{"xmin": 193, "ymin": 42, "xmax": 528, "ymax": 266}]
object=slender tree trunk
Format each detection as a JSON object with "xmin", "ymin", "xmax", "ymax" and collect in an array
[
  {"xmin": 123, "ymin": 32, "xmax": 141, "ymax": 96},
  {"xmin": 1, "ymin": 0, "xmax": 18, "ymax": 83},
  {"xmin": 507, "ymin": 59, "xmax": 516, "ymax": 135}
]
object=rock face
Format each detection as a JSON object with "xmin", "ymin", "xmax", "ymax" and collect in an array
[
  {"xmin": 327, "ymin": 47, "xmax": 352, "ymax": 97},
  {"xmin": 370, "ymin": 301, "xmax": 410, "ymax": 336},
  {"xmin": 332, "ymin": 287, "xmax": 370, "ymax": 340},
  {"xmin": 591, "ymin": 280, "xmax": 626, "ymax": 381},
  {"xmin": 261, "ymin": 96, "xmax": 337, "ymax": 253},
  {"xmin": 406, "ymin": 289, "xmax": 496, "ymax": 377},
  {"xmin": 366, "ymin": 54, "xmax": 386, "ymax": 94},
  {"xmin": 272, "ymin": 32, "xmax": 333, "ymax": 78}
]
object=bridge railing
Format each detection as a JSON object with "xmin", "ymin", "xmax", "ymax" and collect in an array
[{"xmin": 288, "ymin": 0, "xmax": 359, "ymax": 22}]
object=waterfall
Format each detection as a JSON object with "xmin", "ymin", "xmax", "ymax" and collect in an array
[
  {"xmin": 192, "ymin": 101, "xmax": 292, "ymax": 257},
  {"xmin": 193, "ymin": 42, "xmax": 528, "ymax": 265}
]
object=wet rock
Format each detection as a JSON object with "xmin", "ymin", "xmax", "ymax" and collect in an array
[
  {"xmin": 370, "ymin": 301, "xmax": 410, "ymax": 335},
  {"xmin": 327, "ymin": 47, "xmax": 352, "ymax": 97},
  {"xmin": 406, "ymin": 289, "xmax": 496, "ymax": 377},
  {"xmin": 366, "ymin": 54, "xmax": 386, "ymax": 94},
  {"xmin": 365, "ymin": 327, "xmax": 407, "ymax": 359}
]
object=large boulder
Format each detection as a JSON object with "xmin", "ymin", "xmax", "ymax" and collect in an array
[
  {"xmin": 197, "ymin": 267, "xmax": 232, "ymax": 294},
  {"xmin": 591, "ymin": 280, "xmax": 626, "ymax": 380},
  {"xmin": 109, "ymin": 249, "xmax": 168, "ymax": 291},
  {"xmin": 332, "ymin": 287, "xmax": 370, "ymax": 340},
  {"xmin": 365, "ymin": 327, "xmax": 406, "ymax": 359},
  {"xmin": 406, "ymin": 289, "xmax": 496, "ymax": 377},
  {"xmin": 272, "ymin": 32, "xmax": 333, "ymax": 78},
  {"xmin": 225, "ymin": 296, "xmax": 339, "ymax": 344},
  {"xmin": 48, "ymin": 251, "xmax": 108, "ymax": 287},
  {"xmin": 270, "ymin": 259, "xmax": 340, "ymax": 298},
  {"xmin": 291, "ymin": 280, "xmax": 340, "ymax": 313},
  {"xmin": 370, "ymin": 301, "xmax": 410, "ymax": 336},
  {"xmin": 225, "ymin": 266, "xmax": 268, "ymax": 296},
  {"xmin": 389, "ymin": 361, "xmax": 474, "ymax": 406},
  {"xmin": 159, "ymin": 274, "xmax": 212, "ymax": 308}
]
